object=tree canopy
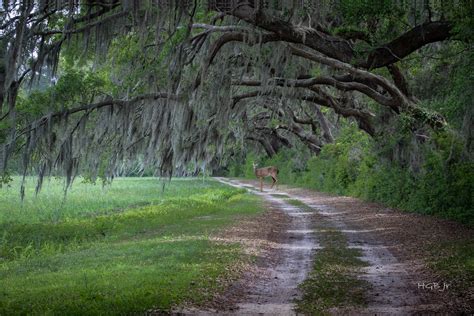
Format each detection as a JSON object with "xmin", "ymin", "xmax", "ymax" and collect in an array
[{"xmin": 0, "ymin": 0, "xmax": 472, "ymax": 196}]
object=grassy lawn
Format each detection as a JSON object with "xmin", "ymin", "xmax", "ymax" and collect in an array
[{"xmin": 0, "ymin": 177, "xmax": 263, "ymax": 315}]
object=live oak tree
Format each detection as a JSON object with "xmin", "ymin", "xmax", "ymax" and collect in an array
[{"xmin": 0, "ymin": 0, "xmax": 472, "ymax": 196}]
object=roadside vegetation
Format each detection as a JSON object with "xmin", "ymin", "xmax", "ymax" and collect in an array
[
  {"xmin": 228, "ymin": 122, "xmax": 473, "ymax": 227},
  {"xmin": 0, "ymin": 177, "xmax": 263, "ymax": 315}
]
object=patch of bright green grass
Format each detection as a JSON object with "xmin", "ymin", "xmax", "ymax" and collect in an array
[
  {"xmin": 286, "ymin": 199, "xmax": 370, "ymax": 315},
  {"xmin": 0, "ymin": 177, "xmax": 223, "ymax": 224},
  {"xmin": 270, "ymin": 193, "xmax": 290, "ymax": 198},
  {"xmin": 285, "ymin": 199, "xmax": 307, "ymax": 207},
  {"xmin": 0, "ymin": 177, "xmax": 263, "ymax": 315}
]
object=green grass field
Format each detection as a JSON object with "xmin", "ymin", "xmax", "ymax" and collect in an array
[{"xmin": 0, "ymin": 177, "xmax": 263, "ymax": 315}]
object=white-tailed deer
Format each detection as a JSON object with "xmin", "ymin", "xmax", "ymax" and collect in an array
[{"xmin": 253, "ymin": 162, "xmax": 279, "ymax": 192}]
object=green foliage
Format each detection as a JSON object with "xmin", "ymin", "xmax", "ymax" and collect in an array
[
  {"xmin": 428, "ymin": 50, "xmax": 473, "ymax": 128},
  {"xmin": 338, "ymin": 0, "xmax": 400, "ymax": 21},
  {"xmin": 231, "ymin": 122, "xmax": 473, "ymax": 226},
  {"xmin": 0, "ymin": 172, "xmax": 12, "ymax": 188},
  {"xmin": 99, "ymin": 26, "xmax": 189, "ymax": 99},
  {"xmin": 336, "ymin": 0, "xmax": 406, "ymax": 48},
  {"xmin": 106, "ymin": 33, "xmax": 154, "ymax": 95},
  {"xmin": 228, "ymin": 161, "xmax": 244, "ymax": 177},
  {"xmin": 16, "ymin": 66, "xmax": 108, "ymax": 120},
  {"xmin": 243, "ymin": 152, "xmax": 258, "ymax": 178},
  {"xmin": 449, "ymin": 0, "xmax": 474, "ymax": 42},
  {"xmin": 0, "ymin": 178, "xmax": 263, "ymax": 315}
]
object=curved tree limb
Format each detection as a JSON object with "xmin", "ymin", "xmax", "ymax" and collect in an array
[
  {"xmin": 231, "ymin": 87, "xmax": 374, "ymax": 136},
  {"xmin": 288, "ymin": 44, "xmax": 410, "ymax": 106},
  {"xmin": 362, "ymin": 21, "xmax": 453, "ymax": 69},
  {"xmin": 234, "ymin": 75, "xmax": 395, "ymax": 110},
  {"xmin": 225, "ymin": 4, "xmax": 453, "ymax": 69}
]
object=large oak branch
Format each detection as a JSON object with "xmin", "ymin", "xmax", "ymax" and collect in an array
[
  {"xmin": 362, "ymin": 21, "xmax": 453, "ymax": 69},
  {"xmin": 227, "ymin": 5, "xmax": 453, "ymax": 69}
]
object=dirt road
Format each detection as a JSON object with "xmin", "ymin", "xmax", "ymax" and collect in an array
[
  {"xmin": 175, "ymin": 178, "xmax": 473, "ymax": 315},
  {"xmin": 216, "ymin": 178, "xmax": 317, "ymax": 315}
]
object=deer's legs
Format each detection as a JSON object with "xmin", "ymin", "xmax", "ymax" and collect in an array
[
  {"xmin": 271, "ymin": 177, "xmax": 276, "ymax": 189},
  {"xmin": 260, "ymin": 177, "xmax": 263, "ymax": 192}
]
